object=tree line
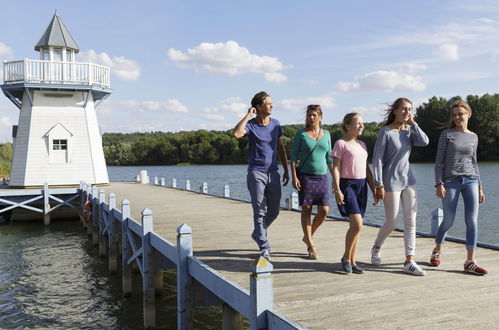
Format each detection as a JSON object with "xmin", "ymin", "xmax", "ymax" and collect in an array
[
  {"xmin": 0, "ymin": 94, "xmax": 498, "ymax": 174},
  {"xmin": 103, "ymin": 94, "xmax": 499, "ymax": 165}
]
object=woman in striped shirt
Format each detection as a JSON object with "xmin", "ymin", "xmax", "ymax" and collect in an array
[{"xmin": 430, "ymin": 100, "xmax": 487, "ymax": 275}]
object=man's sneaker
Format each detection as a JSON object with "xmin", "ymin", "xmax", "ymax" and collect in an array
[
  {"xmin": 371, "ymin": 247, "xmax": 381, "ymax": 265},
  {"xmin": 261, "ymin": 249, "xmax": 271, "ymax": 262},
  {"xmin": 430, "ymin": 249, "xmax": 440, "ymax": 266},
  {"xmin": 403, "ymin": 261, "xmax": 427, "ymax": 276},
  {"xmin": 464, "ymin": 260, "xmax": 487, "ymax": 275}
]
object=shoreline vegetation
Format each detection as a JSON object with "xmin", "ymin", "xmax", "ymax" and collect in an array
[
  {"xmin": 0, "ymin": 95, "xmax": 498, "ymax": 175},
  {"xmin": 103, "ymin": 95, "xmax": 499, "ymax": 166}
]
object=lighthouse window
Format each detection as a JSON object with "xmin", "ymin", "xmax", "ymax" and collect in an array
[
  {"xmin": 53, "ymin": 139, "xmax": 67, "ymax": 150},
  {"xmin": 54, "ymin": 48, "xmax": 63, "ymax": 61}
]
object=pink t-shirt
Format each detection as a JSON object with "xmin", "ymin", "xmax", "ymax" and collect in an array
[{"xmin": 331, "ymin": 139, "xmax": 367, "ymax": 179}]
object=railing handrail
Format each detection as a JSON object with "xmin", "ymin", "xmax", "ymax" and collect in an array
[{"xmin": 3, "ymin": 58, "xmax": 110, "ymax": 89}]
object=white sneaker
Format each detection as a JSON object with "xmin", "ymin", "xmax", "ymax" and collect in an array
[
  {"xmin": 261, "ymin": 249, "xmax": 271, "ymax": 262},
  {"xmin": 403, "ymin": 261, "xmax": 426, "ymax": 276},
  {"xmin": 371, "ymin": 247, "xmax": 381, "ymax": 265}
]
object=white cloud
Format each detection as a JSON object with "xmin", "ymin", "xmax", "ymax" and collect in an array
[
  {"xmin": 400, "ymin": 63, "xmax": 427, "ymax": 73},
  {"xmin": 336, "ymin": 70, "xmax": 426, "ymax": 93},
  {"xmin": 434, "ymin": 43, "xmax": 459, "ymax": 61},
  {"xmin": 79, "ymin": 50, "xmax": 141, "ymax": 80},
  {"xmin": 203, "ymin": 114, "xmax": 225, "ymax": 121},
  {"xmin": 120, "ymin": 99, "xmax": 188, "ymax": 113},
  {"xmin": 279, "ymin": 96, "xmax": 336, "ymax": 112},
  {"xmin": 203, "ymin": 97, "xmax": 248, "ymax": 118},
  {"xmin": 0, "ymin": 42, "xmax": 12, "ymax": 55},
  {"xmin": 168, "ymin": 40, "xmax": 288, "ymax": 83},
  {"xmin": 0, "ymin": 116, "xmax": 12, "ymax": 126}
]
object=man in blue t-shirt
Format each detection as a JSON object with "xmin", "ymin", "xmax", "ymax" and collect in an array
[{"xmin": 233, "ymin": 91, "xmax": 289, "ymax": 261}]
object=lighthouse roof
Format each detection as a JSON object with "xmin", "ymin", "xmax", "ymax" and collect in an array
[{"xmin": 35, "ymin": 13, "xmax": 79, "ymax": 53}]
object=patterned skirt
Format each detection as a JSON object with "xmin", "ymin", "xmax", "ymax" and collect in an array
[{"xmin": 298, "ymin": 173, "xmax": 330, "ymax": 206}]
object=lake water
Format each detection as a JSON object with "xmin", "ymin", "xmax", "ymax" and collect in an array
[
  {"xmin": 109, "ymin": 163, "xmax": 499, "ymax": 245},
  {"xmin": 1, "ymin": 163, "xmax": 498, "ymax": 329}
]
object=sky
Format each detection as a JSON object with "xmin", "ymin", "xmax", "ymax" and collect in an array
[{"xmin": 1, "ymin": 0, "xmax": 499, "ymax": 141}]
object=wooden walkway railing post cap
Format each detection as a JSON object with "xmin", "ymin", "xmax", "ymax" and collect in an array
[
  {"xmin": 141, "ymin": 208, "xmax": 156, "ymax": 328},
  {"xmin": 250, "ymin": 256, "xmax": 274, "ymax": 330}
]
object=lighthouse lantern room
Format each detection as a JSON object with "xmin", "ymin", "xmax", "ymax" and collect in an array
[{"xmin": 1, "ymin": 12, "xmax": 111, "ymax": 187}]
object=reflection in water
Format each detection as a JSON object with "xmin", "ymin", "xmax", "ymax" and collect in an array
[{"xmin": 0, "ymin": 221, "xmax": 223, "ymax": 329}]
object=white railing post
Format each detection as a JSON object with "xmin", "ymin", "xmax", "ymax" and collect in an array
[
  {"xmin": 249, "ymin": 257, "xmax": 273, "ymax": 330},
  {"xmin": 23, "ymin": 58, "xmax": 28, "ymax": 82},
  {"xmin": 108, "ymin": 193, "xmax": 118, "ymax": 274},
  {"xmin": 88, "ymin": 61, "xmax": 93, "ymax": 85},
  {"xmin": 185, "ymin": 180, "xmax": 190, "ymax": 191},
  {"xmin": 224, "ymin": 185, "xmax": 230, "ymax": 198},
  {"xmin": 140, "ymin": 170, "xmax": 148, "ymax": 184},
  {"xmin": 431, "ymin": 208, "xmax": 443, "ymax": 237},
  {"xmin": 172, "ymin": 178, "xmax": 177, "ymax": 188},
  {"xmin": 43, "ymin": 182, "xmax": 51, "ymax": 225},
  {"xmin": 91, "ymin": 186, "xmax": 99, "ymax": 246},
  {"xmin": 200, "ymin": 182, "xmax": 208, "ymax": 194},
  {"xmin": 286, "ymin": 191, "xmax": 299, "ymax": 210},
  {"xmin": 177, "ymin": 224, "xmax": 193, "ymax": 330},
  {"xmin": 161, "ymin": 177, "xmax": 165, "ymax": 186},
  {"xmin": 121, "ymin": 199, "xmax": 132, "ymax": 297},
  {"xmin": 154, "ymin": 177, "xmax": 158, "ymax": 185},
  {"xmin": 98, "ymin": 189, "xmax": 106, "ymax": 257},
  {"xmin": 142, "ymin": 208, "xmax": 156, "ymax": 328}
]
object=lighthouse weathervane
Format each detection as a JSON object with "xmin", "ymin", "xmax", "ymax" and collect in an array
[{"xmin": 1, "ymin": 12, "xmax": 111, "ymax": 187}]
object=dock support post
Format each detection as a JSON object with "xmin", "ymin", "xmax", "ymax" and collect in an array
[
  {"xmin": 43, "ymin": 182, "xmax": 51, "ymax": 225},
  {"xmin": 173, "ymin": 178, "xmax": 177, "ymax": 188},
  {"xmin": 286, "ymin": 191, "xmax": 299, "ymax": 210},
  {"xmin": 200, "ymin": 182, "xmax": 208, "ymax": 194},
  {"xmin": 154, "ymin": 177, "xmax": 158, "ymax": 185},
  {"xmin": 177, "ymin": 224, "xmax": 193, "ymax": 330},
  {"xmin": 121, "ymin": 199, "xmax": 132, "ymax": 297},
  {"xmin": 140, "ymin": 170, "xmax": 148, "ymax": 184},
  {"xmin": 142, "ymin": 208, "xmax": 156, "ymax": 328},
  {"xmin": 223, "ymin": 304, "xmax": 243, "ymax": 330},
  {"xmin": 86, "ymin": 185, "xmax": 93, "ymax": 235},
  {"xmin": 160, "ymin": 177, "xmax": 165, "ymax": 186},
  {"xmin": 249, "ymin": 257, "xmax": 273, "ymax": 330},
  {"xmin": 91, "ymin": 186, "xmax": 99, "ymax": 246},
  {"xmin": 108, "ymin": 193, "xmax": 118, "ymax": 274},
  {"xmin": 98, "ymin": 189, "xmax": 106, "ymax": 257},
  {"xmin": 224, "ymin": 185, "xmax": 230, "ymax": 198},
  {"xmin": 431, "ymin": 208, "xmax": 443, "ymax": 237}
]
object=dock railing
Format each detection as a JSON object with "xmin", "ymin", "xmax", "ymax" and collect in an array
[{"xmin": 79, "ymin": 181, "xmax": 305, "ymax": 330}]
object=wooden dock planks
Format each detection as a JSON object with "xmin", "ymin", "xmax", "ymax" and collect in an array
[{"xmin": 104, "ymin": 182, "xmax": 499, "ymax": 329}]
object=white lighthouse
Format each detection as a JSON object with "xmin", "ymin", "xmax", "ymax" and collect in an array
[{"xmin": 1, "ymin": 13, "xmax": 111, "ymax": 187}]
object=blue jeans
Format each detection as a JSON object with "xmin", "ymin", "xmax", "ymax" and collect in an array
[
  {"xmin": 435, "ymin": 176, "xmax": 479, "ymax": 250},
  {"xmin": 247, "ymin": 170, "xmax": 281, "ymax": 251}
]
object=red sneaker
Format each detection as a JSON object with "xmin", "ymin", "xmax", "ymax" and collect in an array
[
  {"xmin": 430, "ymin": 250, "xmax": 440, "ymax": 266},
  {"xmin": 464, "ymin": 260, "xmax": 488, "ymax": 275}
]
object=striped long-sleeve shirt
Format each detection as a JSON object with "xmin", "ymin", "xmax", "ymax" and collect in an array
[{"xmin": 434, "ymin": 129, "xmax": 481, "ymax": 186}]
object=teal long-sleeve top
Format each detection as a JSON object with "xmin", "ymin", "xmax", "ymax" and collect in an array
[{"xmin": 290, "ymin": 129, "xmax": 333, "ymax": 175}]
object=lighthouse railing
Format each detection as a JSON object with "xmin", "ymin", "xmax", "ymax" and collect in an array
[{"xmin": 2, "ymin": 59, "xmax": 110, "ymax": 89}]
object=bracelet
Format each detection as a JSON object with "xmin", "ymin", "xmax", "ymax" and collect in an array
[
  {"xmin": 434, "ymin": 183, "xmax": 443, "ymax": 188},
  {"xmin": 375, "ymin": 185, "xmax": 384, "ymax": 189}
]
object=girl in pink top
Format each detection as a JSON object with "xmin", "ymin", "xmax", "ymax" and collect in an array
[{"xmin": 331, "ymin": 113, "xmax": 377, "ymax": 274}]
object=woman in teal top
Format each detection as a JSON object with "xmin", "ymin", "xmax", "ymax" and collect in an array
[{"xmin": 290, "ymin": 105, "xmax": 334, "ymax": 259}]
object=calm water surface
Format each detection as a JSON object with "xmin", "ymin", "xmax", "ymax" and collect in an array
[{"xmin": 1, "ymin": 163, "xmax": 498, "ymax": 329}]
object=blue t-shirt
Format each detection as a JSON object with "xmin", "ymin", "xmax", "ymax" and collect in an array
[{"xmin": 245, "ymin": 118, "xmax": 283, "ymax": 172}]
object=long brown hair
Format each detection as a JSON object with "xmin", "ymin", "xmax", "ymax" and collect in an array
[
  {"xmin": 305, "ymin": 104, "xmax": 323, "ymax": 128},
  {"xmin": 384, "ymin": 97, "xmax": 412, "ymax": 126}
]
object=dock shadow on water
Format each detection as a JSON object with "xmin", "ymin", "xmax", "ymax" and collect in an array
[{"xmin": 0, "ymin": 220, "xmax": 231, "ymax": 329}]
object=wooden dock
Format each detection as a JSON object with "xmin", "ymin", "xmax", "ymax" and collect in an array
[{"xmin": 103, "ymin": 182, "xmax": 499, "ymax": 329}]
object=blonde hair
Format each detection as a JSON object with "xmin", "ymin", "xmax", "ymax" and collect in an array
[
  {"xmin": 447, "ymin": 100, "xmax": 472, "ymax": 129},
  {"xmin": 341, "ymin": 112, "xmax": 360, "ymax": 133}
]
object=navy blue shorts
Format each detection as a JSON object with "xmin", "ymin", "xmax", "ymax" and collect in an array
[
  {"xmin": 298, "ymin": 173, "xmax": 330, "ymax": 206},
  {"xmin": 337, "ymin": 178, "xmax": 367, "ymax": 217}
]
